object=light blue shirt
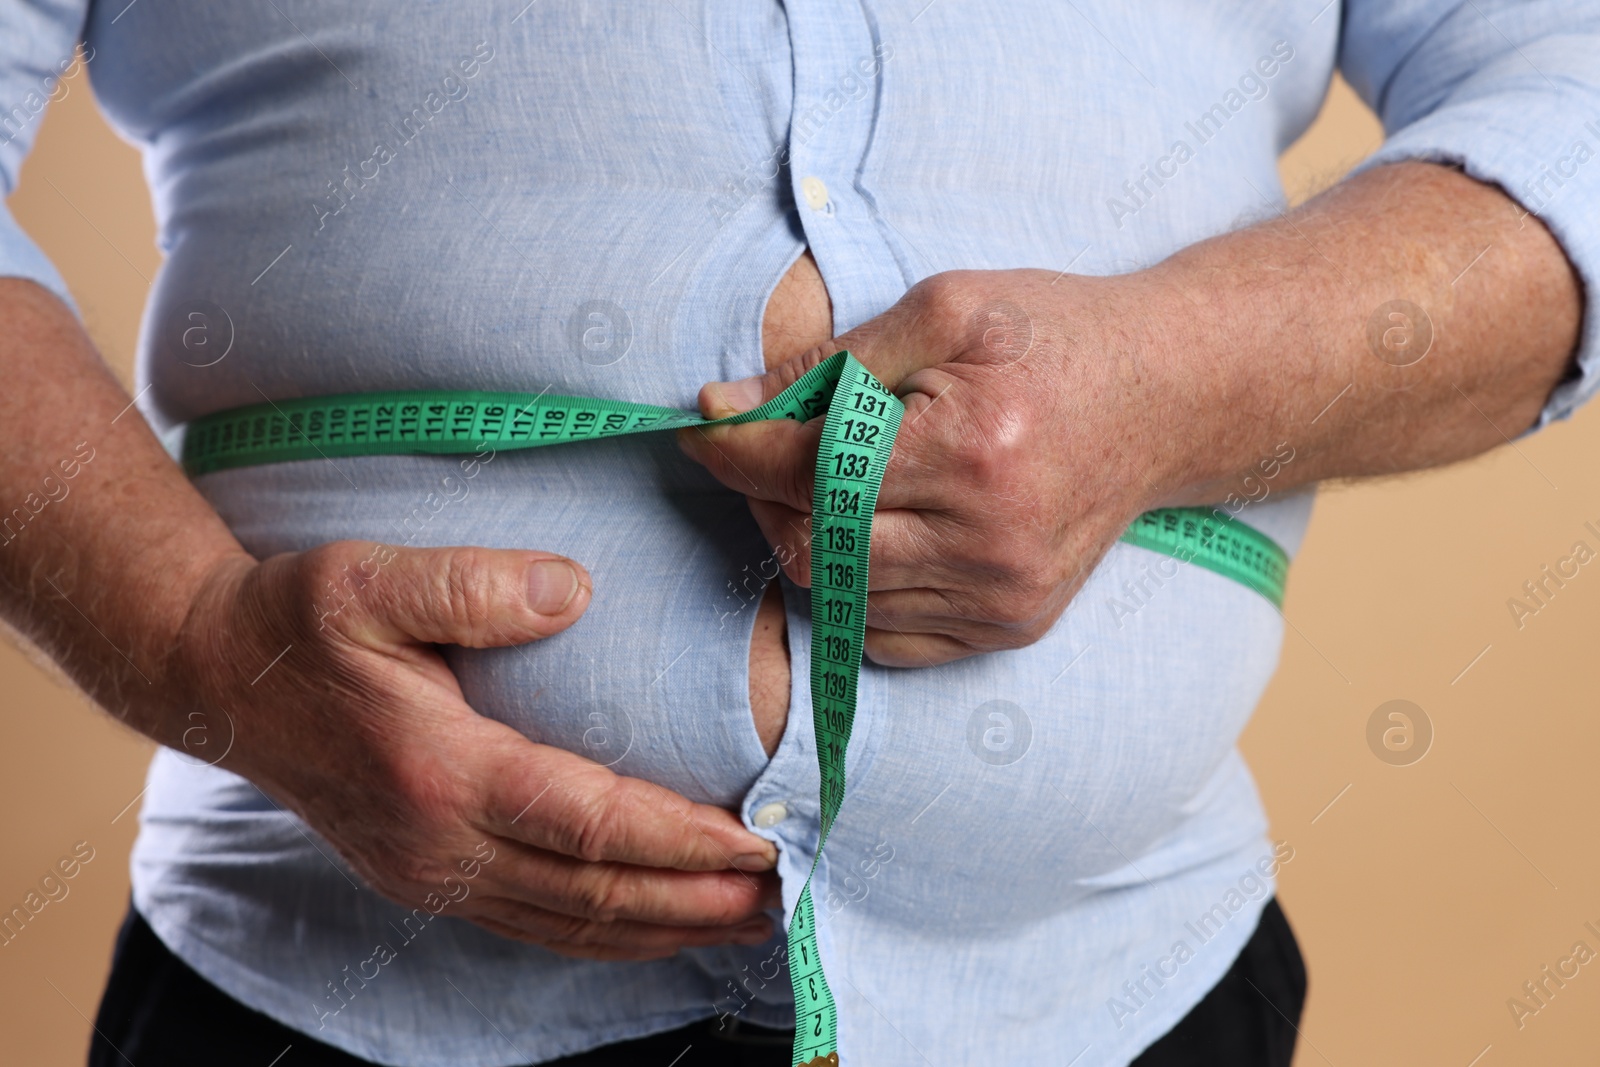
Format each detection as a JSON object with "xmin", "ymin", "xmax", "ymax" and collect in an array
[{"xmin": 5, "ymin": 3, "xmax": 1600, "ymax": 1065}]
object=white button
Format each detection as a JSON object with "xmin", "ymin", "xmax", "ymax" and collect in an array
[
  {"xmin": 801, "ymin": 176, "xmax": 830, "ymax": 211},
  {"xmin": 753, "ymin": 801, "xmax": 790, "ymax": 828}
]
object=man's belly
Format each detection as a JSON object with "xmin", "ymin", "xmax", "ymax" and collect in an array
[
  {"xmin": 190, "ymin": 364, "xmax": 1308, "ymax": 922},
  {"xmin": 747, "ymin": 248, "xmax": 835, "ymax": 755},
  {"xmin": 186, "ymin": 238, "xmax": 1308, "ymax": 916}
]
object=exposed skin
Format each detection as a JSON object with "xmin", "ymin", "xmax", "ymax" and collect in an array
[
  {"xmin": 0, "ymin": 160, "xmax": 1581, "ymax": 954},
  {"xmin": 748, "ymin": 248, "xmax": 834, "ymax": 755}
]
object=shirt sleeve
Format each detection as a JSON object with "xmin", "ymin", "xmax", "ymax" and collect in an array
[
  {"xmin": 0, "ymin": 0, "xmax": 92, "ymax": 308},
  {"xmin": 1340, "ymin": 0, "xmax": 1600, "ymax": 430}
]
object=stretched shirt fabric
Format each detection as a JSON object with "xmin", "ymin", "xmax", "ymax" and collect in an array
[{"xmin": 5, "ymin": 2, "xmax": 1600, "ymax": 1065}]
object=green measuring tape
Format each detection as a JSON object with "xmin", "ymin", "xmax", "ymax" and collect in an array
[{"xmin": 181, "ymin": 351, "xmax": 1287, "ymax": 1066}]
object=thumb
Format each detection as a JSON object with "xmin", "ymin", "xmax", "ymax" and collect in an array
[
  {"xmin": 698, "ymin": 342, "xmax": 841, "ymax": 419},
  {"xmin": 698, "ymin": 276, "xmax": 975, "ymax": 419},
  {"xmin": 340, "ymin": 543, "xmax": 592, "ymax": 648}
]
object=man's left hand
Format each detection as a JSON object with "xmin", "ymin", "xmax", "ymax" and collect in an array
[{"xmin": 679, "ymin": 268, "xmax": 1189, "ymax": 667}]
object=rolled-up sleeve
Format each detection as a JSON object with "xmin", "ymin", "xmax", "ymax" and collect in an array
[
  {"xmin": 1341, "ymin": 0, "xmax": 1600, "ymax": 429},
  {"xmin": 0, "ymin": 0, "xmax": 90, "ymax": 307}
]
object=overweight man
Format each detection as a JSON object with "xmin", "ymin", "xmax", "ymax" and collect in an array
[{"xmin": 1, "ymin": 2, "xmax": 1596, "ymax": 1066}]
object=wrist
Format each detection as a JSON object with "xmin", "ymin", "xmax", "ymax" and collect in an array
[
  {"xmin": 1083, "ymin": 261, "xmax": 1256, "ymax": 511},
  {"xmin": 1129, "ymin": 239, "xmax": 1328, "ymax": 510},
  {"xmin": 139, "ymin": 547, "xmax": 259, "ymax": 749}
]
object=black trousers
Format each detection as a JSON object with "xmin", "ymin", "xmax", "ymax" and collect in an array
[{"xmin": 91, "ymin": 899, "xmax": 1305, "ymax": 1066}]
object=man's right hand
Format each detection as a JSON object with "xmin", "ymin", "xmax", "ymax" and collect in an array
[
  {"xmin": 0, "ymin": 279, "xmax": 777, "ymax": 962},
  {"xmin": 167, "ymin": 541, "xmax": 780, "ymax": 960}
]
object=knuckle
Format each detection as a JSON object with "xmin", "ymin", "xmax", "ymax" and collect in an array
[
  {"xmin": 539, "ymin": 911, "xmax": 596, "ymax": 944},
  {"xmin": 1018, "ymin": 586, "xmax": 1055, "ymax": 623},
  {"xmin": 379, "ymin": 756, "xmax": 474, "ymax": 850},
  {"xmin": 476, "ymin": 916, "xmax": 543, "ymax": 947},
  {"xmin": 294, "ymin": 540, "xmax": 365, "ymax": 626},
  {"xmin": 295, "ymin": 539, "xmax": 402, "ymax": 642},
  {"xmin": 387, "ymin": 847, "xmax": 452, "ymax": 891},
  {"xmin": 950, "ymin": 437, "xmax": 999, "ymax": 486},
  {"xmin": 780, "ymin": 465, "xmax": 812, "ymax": 512},
  {"xmin": 910, "ymin": 272, "xmax": 971, "ymax": 335},
  {"xmin": 986, "ymin": 630, "xmax": 1033, "ymax": 653},
  {"xmin": 981, "ymin": 600, "xmax": 1032, "ymax": 631},
  {"xmin": 991, "ymin": 615, "xmax": 1054, "ymax": 653},
  {"xmin": 980, "ymin": 538, "xmax": 1032, "ymax": 589},
  {"xmin": 952, "ymin": 410, "xmax": 1028, "ymax": 488},
  {"xmin": 563, "ymin": 783, "xmax": 624, "ymax": 864},
  {"xmin": 1019, "ymin": 613, "xmax": 1057, "ymax": 644},
  {"xmin": 704, "ymin": 881, "xmax": 760, "ymax": 926},
  {"xmin": 394, "ymin": 861, "xmax": 440, "ymax": 892},
  {"xmin": 1002, "ymin": 578, "xmax": 1055, "ymax": 626},
  {"xmin": 568, "ymin": 866, "xmax": 630, "ymax": 923},
  {"xmin": 475, "ymin": 904, "xmax": 599, "ymax": 951},
  {"xmin": 783, "ymin": 546, "xmax": 811, "ymax": 587},
  {"xmin": 975, "ymin": 551, "xmax": 1055, "ymax": 628},
  {"xmin": 1011, "ymin": 555, "xmax": 1057, "ymax": 603},
  {"xmin": 434, "ymin": 547, "xmax": 507, "ymax": 636},
  {"xmin": 301, "ymin": 539, "xmax": 361, "ymax": 580},
  {"xmin": 792, "ymin": 341, "xmax": 839, "ymax": 377},
  {"xmin": 984, "ymin": 603, "xmax": 1049, "ymax": 646}
]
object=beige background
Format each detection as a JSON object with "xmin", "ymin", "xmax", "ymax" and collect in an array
[{"xmin": 4, "ymin": 68, "xmax": 1599, "ymax": 1067}]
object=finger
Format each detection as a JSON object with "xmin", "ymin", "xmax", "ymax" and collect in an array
[
  {"xmin": 697, "ymin": 343, "xmax": 839, "ymax": 418},
  {"xmin": 863, "ymin": 588, "xmax": 1047, "ymax": 653},
  {"xmin": 855, "ymin": 509, "xmax": 970, "ymax": 589},
  {"xmin": 676, "ymin": 418, "xmax": 820, "ymax": 512},
  {"xmin": 481, "ymin": 743, "xmax": 779, "ymax": 873},
  {"xmin": 319, "ymin": 541, "xmax": 592, "ymax": 648},
  {"xmin": 477, "ymin": 843, "xmax": 781, "ymax": 928},
  {"xmin": 689, "ymin": 374, "xmax": 970, "ymax": 514},
  {"xmin": 746, "ymin": 499, "xmax": 974, "ymax": 595},
  {"xmin": 682, "ymin": 413, "xmax": 936, "ymax": 515},
  {"xmin": 862, "ymin": 626, "xmax": 976, "ymax": 667},
  {"xmin": 745, "ymin": 499, "xmax": 813, "ymax": 586},
  {"xmin": 466, "ymin": 895, "xmax": 777, "ymax": 958},
  {"xmin": 875, "ymin": 365, "xmax": 1025, "ymax": 511},
  {"xmin": 738, "ymin": 500, "xmax": 1004, "ymax": 657},
  {"xmin": 863, "ymin": 572, "xmax": 1077, "ymax": 660},
  {"xmin": 696, "ymin": 276, "xmax": 983, "ymax": 418},
  {"xmin": 865, "ymin": 587, "xmax": 966, "ymax": 632},
  {"xmin": 829, "ymin": 278, "xmax": 984, "ymax": 388}
]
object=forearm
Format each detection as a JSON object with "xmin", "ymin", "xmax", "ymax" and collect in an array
[
  {"xmin": 0, "ymin": 278, "xmax": 249, "ymax": 738},
  {"xmin": 1145, "ymin": 161, "xmax": 1582, "ymax": 505}
]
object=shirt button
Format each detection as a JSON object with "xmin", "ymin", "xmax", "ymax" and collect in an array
[
  {"xmin": 801, "ymin": 176, "xmax": 830, "ymax": 212},
  {"xmin": 752, "ymin": 802, "xmax": 790, "ymax": 828}
]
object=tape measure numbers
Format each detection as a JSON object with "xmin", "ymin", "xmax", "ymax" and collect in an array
[{"xmin": 181, "ymin": 351, "xmax": 1286, "ymax": 1067}]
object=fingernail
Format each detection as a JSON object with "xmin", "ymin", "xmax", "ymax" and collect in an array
[
  {"xmin": 527, "ymin": 560, "xmax": 580, "ymax": 614},
  {"xmin": 734, "ymin": 920, "xmax": 772, "ymax": 945},
  {"xmin": 731, "ymin": 849, "xmax": 776, "ymax": 872},
  {"xmin": 710, "ymin": 375, "xmax": 764, "ymax": 414}
]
